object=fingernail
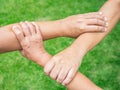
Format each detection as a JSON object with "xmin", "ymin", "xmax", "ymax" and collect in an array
[
  {"xmin": 106, "ymin": 22, "xmax": 109, "ymax": 27},
  {"xmin": 99, "ymin": 12, "xmax": 103, "ymax": 15},
  {"xmin": 12, "ymin": 26, "xmax": 20, "ymax": 34},
  {"xmin": 59, "ymin": 81, "xmax": 62, "ymax": 83},
  {"xmin": 57, "ymin": 80, "xmax": 62, "ymax": 83},
  {"xmin": 104, "ymin": 17, "xmax": 108, "ymax": 21},
  {"xmin": 104, "ymin": 27, "xmax": 107, "ymax": 31},
  {"xmin": 31, "ymin": 22, "xmax": 35, "ymax": 25},
  {"xmin": 62, "ymin": 83, "xmax": 65, "ymax": 86}
]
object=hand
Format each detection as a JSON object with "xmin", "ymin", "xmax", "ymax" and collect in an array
[
  {"xmin": 61, "ymin": 12, "xmax": 108, "ymax": 38},
  {"xmin": 12, "ymin": 21, "xmax": 47, "ymax": 66},
  {"xmin": 44, "ymin": 46, "xmax": 83, "ymax": 85}
]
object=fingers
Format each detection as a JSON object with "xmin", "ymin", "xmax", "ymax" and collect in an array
[
  {"xmin": 78, "ymin": 12, "xmax": 104, "ymax": 20},
  {"xmin": 85, "ymin": 25, "xmax": 107, "ymax": 32},
  {"xmin": 25, "ymin": 21, "xmax": 35, "ymax": 35},
  {"xmin": 20, "ymin": 50, "xmax": 26, "ymax": 57},
  {"xmin": 19, "ymin": 22, "xmax": 31, "ymax": 36},
  {"xmin": 84, "ymin": 17, "xmax": 108, "ymax": 32},
  {"xmin": 44, "ymin": 60, "xmax": 55, "ymax": 75},
  {"xmin": 86, "ymin": 19, "xmax": 105, "ymax": 26},
  {"xmin": 12, "ymin": 21, "xmax": 42, "ymax": 49},
  {"xmin": 44, "ymin": 56, "xmax": 77, "ymax": 86},
  {"xmin": 84, "ymin": 18, "xmax": 108, "ymax": 32},
  {"xmin": 12, "ymin": 24, "xmax": 30, "ymax": 49},
  {"xmin": 46, "ymin": 62, "xmax": 77, "ymax": 85},
  {"xmin": 12, "ymin": 25, "xmax": 24, "ymax": 42},
  {"xmin": 76, "ymin": 12, "xmax": 108, "ymax": 33},
  {"xmin": 49, "ymin": 64, "xmax": 62, "ymax": 80},
  {"xmin": 62, "ymin": 68, "xmax": 76, "ymax": 85},
  {"xmin": 44, "ymin": 57, "xmax": 60, "ymax": 75},
  {"xmin": 32, "ymin": 22, "xmax": 41, "ymax": 35},
  {"xmin": 13, "ymin": 21, "xmax": 40, "ymax": 37},
  {"xmin": 12, "ymin": 21, "xmax": 45, "ymax": 62},
  {"xmin": 31, "ymin": 22, "xmax": 43, "ymax": 40},
  {"xmin": 56, "ymin": 66, "xmax": 70, "ymax": 83},
  {"xmin": 84, "ymin": 12, "xmax": 105, "ymax": 20}
]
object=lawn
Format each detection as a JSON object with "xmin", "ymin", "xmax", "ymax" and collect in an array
[{"xmin": 0, "ymin": 0, "xmax": 120, "ymax": 90}]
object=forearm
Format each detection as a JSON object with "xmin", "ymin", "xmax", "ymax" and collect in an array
[
  {"xmin": 69, "ymin": 0, "xmax": 120, "ymax": 59},
  {"xmin": 63, "ymin": 2, "xmax": 120, "ymax": 89},
  {"xmin": 36, "ymin": 54, "xmax": 101, "ymax": 90},
  {"xmin": 0, "ymin": 20, "xmax": 65, "ymax": 53},
  {"xmin": 0, "ymin": 11, "xmax": 107, "ymax": 53},
  {"xmin": 67, "ymin": 72, "xmax": 102, "ymax": 90}
]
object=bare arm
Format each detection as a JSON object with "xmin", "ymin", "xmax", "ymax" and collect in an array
[
  {"xmin": 0, "ymin": 12, "xmax": 106, "ymax": 53},
  {"xmin": 43, "ymin": 0, "xmax": 120, "ymax": 88},
  {"xmin": 0, "ymin": 20, "xmax": 64, "ymax": 53},
  {"xmin": 43, "ymin": 0, "xmax": 120, "ymax": 86},
  {"xmin": 70, "ymin": 0, "xmax": 120, "ymax": 56},
  {"xmin": 1, "ymin": 0, "xmax": 119, "ymax": 89},
  {"xmin": 12, "ymin": 23, "xmax": 102, "ymax": 90},
  {"xmin": 67, "ymin": 2, "xmax": 120, "ymax": 90},
  {"xmin": 44, "ymin": 0, "xmax": 120, "ymax": 88}
]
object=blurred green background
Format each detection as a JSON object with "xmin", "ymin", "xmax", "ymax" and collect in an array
[{"xmin": 0, "ymin": 0, "xmax": 120, "ymax": 90}]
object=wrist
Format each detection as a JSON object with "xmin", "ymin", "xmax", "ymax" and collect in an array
[
  {"xmin": 33, "ymin": 51, "xmax": 52, "ymax": 67},
  {"xmin": 27, "ymin": 50, "xmax": 47, "ymax": 66},
  {"xmin": 55, "ymin": 19, "xmax": 69, "ymax": 37},
  {"xmin": 66, "ymin": 45, "xmax": 87, "ymax": 64},
  {"xmin": 58, "ymin": 17, "xmax": 76, "ymax": 38},
  {"xmin": 69, "ymin": 43, "xmax": 87, "ymax": 59},
  {"xmin": 72, "ymin": 46, "xmax": 90, "ymax": 61}
]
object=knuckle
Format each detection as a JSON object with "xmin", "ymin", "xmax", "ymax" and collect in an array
[
  {"xmin": 21, "ymin": 23, "xmax": 27, "ymax": 28},
  {"xmin": 50, "ymin": 74, "xmax": 56, "ymax": 79},
  {"xmin": 16, "ymin": 31, "xmax": 22, "ymax": 36},
  {"xmin": 44, "ymin": 68, "xmax": 47, "ymax": 73},
  {"xmin": 45, "ymin": 71, "xmax": 49, "ymax": 75},
  {"xmin": 97, "ymin": 26, "xmax": 101, "ymax": 31},
  {"xmin": 69, "ymin": 76, "xmax": 73, "ymax": 80},
  {"xmin": 34, "ymin": 39, "xmax": 40, "ymax": 43},
  {"xmin": 72, "ymin": 64, "xmax": 78, "ymax": 68},
  {"xmin": 63, "ymin": 81, "xmax": 69, "ymax": 85},
  {"xmin": 97, "ymin": 14, "xmax": 104, "ymax": 20},
  {"xmin": 96, "ymin": 19, "xmax": 99, "ymax": 25},
  {"xmin": 60, "ymin": 60, "xmax": 65, "ymax": 64},
  {"xmin": 23, "ymin": 25, "xmax": 28, "ymax": 29},
  {"xmin": 52, "ymin": 56, "xmax": 61, "ymax": 62},
  {"xmin": 94, "ymin": 19, "xmax": 98, "ymax": 24},
  {"xmin": 29, "ymin": 23, "xmax": 34, "ymax": 29},
  {"xmin": 79, "ymin": 24, "xmax": 86, "ymax": 30},
  {"xmin": 21, "ymin": 42, "xmax": 29, "ymax": 48},
  {"xmin": 57, "ymin": 77, "xmax": 62, "ymax": 82},
  {"xmin": 31, "ymin": 36, "xmax": 40, "ymax": 43},
  {"xmin": 44, "ymin": 68, "xmax": 49, "ymax": 74},
  {"xmin": 96, "ymin": 14, "xmax": 100, "ymax": 18}
]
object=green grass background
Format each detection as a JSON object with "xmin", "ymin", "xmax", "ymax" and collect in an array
[{"xmin": 0, "ymin": 0, "xmax": 120, "ymax": 90}]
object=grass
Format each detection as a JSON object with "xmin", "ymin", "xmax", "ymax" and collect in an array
[{"xmin": 0, "ymin": 0, "xmax": 120, "ymax": 90}]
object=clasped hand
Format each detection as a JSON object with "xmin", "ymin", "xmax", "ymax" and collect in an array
[{"xmin": 12, "ymin": 12, "xmax": 108, "ymax": 85}]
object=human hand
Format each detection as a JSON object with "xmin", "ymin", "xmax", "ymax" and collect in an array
[
  {"xmin": 61, "ymin": 12, "xmax": 108, "ymax": 38},
  {"xmin": 44, "ymin": 46, "xmax": 83, "ymax": 85},
  {"xmin": 12, "ymin": 21, "xmax": 48, "ymax": 66}
]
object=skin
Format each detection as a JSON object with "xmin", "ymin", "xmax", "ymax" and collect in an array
[
  {"xmin": 44, "ymin": 0, "xmax": 120, "ymax": 85},
  {"xmin": 12, "ymin": 22, "xmax": 102, "ymax": 90},
  {"xmin": 0, "ymin": 12, "xmax": 107, "ymax": 89},
  {"xmin": 0, "ymin": 12, "xmax": 107, "ymax": 86},
  {"xmin": 0, "ymin": 12, "xmax": 107, "ymax": 53},
  {"xmin": 0, "ymin": 0, "xmax": 119, "ymax": 89},
  {"xmin": 12, "ymin": 1, "xmax": 120, "ymax": 90}
]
